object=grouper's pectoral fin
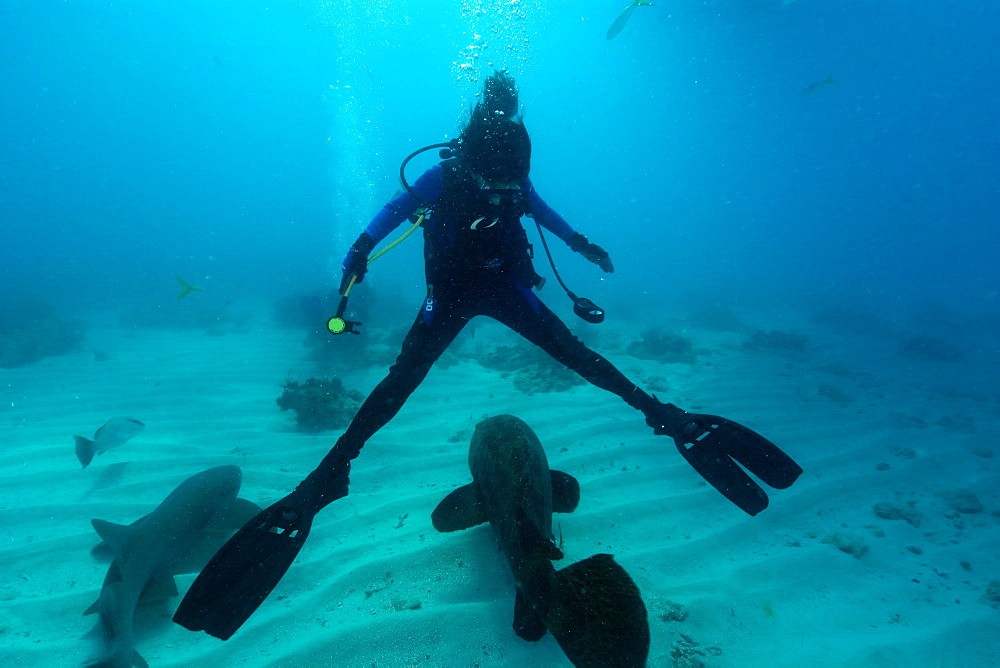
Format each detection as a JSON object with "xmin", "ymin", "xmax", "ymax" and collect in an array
[
  {"xmin": 550, "ymin": 470, "xmax": 580, "ymax": 513},
  {"xmin": 513, "ymin": 588, "xmax": 547, "ymax": 641},
  {"xmin": 431, "ymin": 483, "xmax": 487, "ymax": 532}
]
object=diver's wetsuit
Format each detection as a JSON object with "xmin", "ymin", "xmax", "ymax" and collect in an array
[{"xmin": 335, "ymin": 159, "xmax": 653, "ymax": 459}]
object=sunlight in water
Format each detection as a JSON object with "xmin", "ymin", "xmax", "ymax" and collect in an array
[
  {"xmin": 453, "ymin": 0, "xmax": 545, "ymax": 89},
  {"xmin": 314, "ymin": 0, "xmax": 408, "ymax": 255}
]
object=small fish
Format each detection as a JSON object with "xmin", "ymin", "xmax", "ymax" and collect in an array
[
  {"xmin": 175, "ymin": 276, "xmax": 203, "ymax": 299},
  {"xmin": 607, "ymin": 0, "xmax": 654, "ymax": 40},
  {"xmin": 75, "ymin": 418, "xmax": 145, "ymax": 468},
  {"xmin": 800, "ymin": 73, "xmax": 837, "ymax": 97}
]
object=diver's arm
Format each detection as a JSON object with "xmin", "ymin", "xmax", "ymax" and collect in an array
[
  {"xmin": 362, "ymin": 164, "xmax": 445, "ymax": 243},
  {"xmin": 524, "ymin": 179, "xmax": 575, "ymax": 242},
  {"xmin": 526, "ymin": 179, "xmax": 613, "ymax": 273},
  {"xmin": 340, "ymin": 165, "xmax": 445, "ymax": 292}
]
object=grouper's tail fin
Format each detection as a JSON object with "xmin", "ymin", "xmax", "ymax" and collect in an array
[{"xmin": 546, "ymin": 554, "xmax": 649, "ymax": 668}]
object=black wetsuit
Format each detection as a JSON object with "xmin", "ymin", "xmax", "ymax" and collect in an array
[{"xmin": 335, "ymin": 159, "xmax": 652, "ymax": 459}]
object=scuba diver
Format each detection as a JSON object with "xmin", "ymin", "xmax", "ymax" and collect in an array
[{"xmin": 174, "ymin": 71, "xmax": 803, "ymax": 641}]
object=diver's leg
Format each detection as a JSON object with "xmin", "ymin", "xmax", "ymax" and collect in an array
[
  {"xmin": 339, "ymin": 304, "xmax": 469, "ymax": 453},
  {"xmin": 293, "ymin": 297, "xmax": 471, "ymax": 513},
  {"xmin": 488, "ymin": 283, "xmax": 802, "ymax": 515},
  {"xmin": 486, "ymin": 283, "xmax": 657, "ymax": 413},
  {"xmin": 488, "ymin": 289, "xmax": 691, "ymax": 428}
]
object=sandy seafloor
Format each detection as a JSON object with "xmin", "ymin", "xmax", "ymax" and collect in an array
[{"xmin": 1, "ymin": 302, "xmax": 998, "ymax": 668}]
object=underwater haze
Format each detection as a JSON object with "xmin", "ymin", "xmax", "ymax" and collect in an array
[
  {"xmin": 2, "ymin": 1, "xmax": 999, "ymax": 667},
  {"xmin": 3, "ymin": 0, "xmax": 997, "ymax": 318}
]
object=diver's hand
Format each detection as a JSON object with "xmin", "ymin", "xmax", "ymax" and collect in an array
[
  {"xmin": 569, "ymin": 232, "xmax": 614, "ymax": 273},
  {"xmin": 340, "ymin": 232, "xmax": 376, "ymax": 294}
]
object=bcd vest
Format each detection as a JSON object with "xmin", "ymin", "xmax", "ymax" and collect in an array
[{"xmin": 423, "ymin": 159, "xmax": 541, "ymax": 289}]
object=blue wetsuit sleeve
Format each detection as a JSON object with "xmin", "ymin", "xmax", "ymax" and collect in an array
[
  {"xmin": 361, "ymin": 164, "xmax": 445, "ymax": 244},
  {"xmin": 525, "ymin": 179, "xmax": 575, "ymax": 243}
]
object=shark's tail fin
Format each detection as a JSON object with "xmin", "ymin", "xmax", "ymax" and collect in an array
[
  {"xmin": 83, "ymin": 645, "xmax": 148, "ymax": 668},
  {"xmin": 84, "ymin": 651, "xmax": 148, "ymax": 668},
  {"xmin": 546, "ymin": 553, "xmax": 649, "ymax": 667},
  {"xmin": 75, "ymin": 436, "xmax": 96, "ymax": 468}
]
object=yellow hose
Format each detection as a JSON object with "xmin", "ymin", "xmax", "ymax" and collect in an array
[
  {"xmin": 369, "ymin": 212, "xmax": 425, "ymax": 263},
  {"xmin": 342, "ymin": 212, "xmax": 426, "ymax": 298}
]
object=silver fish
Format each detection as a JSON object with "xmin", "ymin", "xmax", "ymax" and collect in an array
[
  {"xmin": 607, "ymin": 0, "xmax": 654, "ymax": 40},
  {"xmin": 75, "ymin": 417, "xmax": 145, "ymax": 468},
  {"xmin": 801, "ymin": 73, "xmax": 837, "ymax": 96}
]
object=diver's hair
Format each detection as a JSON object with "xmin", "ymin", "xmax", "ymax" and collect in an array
[
  {"xmin": 478, "ymin": 70, "xmax": 519, "ymax": 120},
  {"xmin": 460, "ymin": 70, "xmax": 531, "ymax": 183}
]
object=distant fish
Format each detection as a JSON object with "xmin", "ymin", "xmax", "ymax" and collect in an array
[
  {"xmin": 75, "ymin": 418, "xmax": 145, "ymax": 468},
  {"xmin": 84, "ymin": 466, "xmax": 261, "ymax": 668},
  {"xmin": 606, "ymin": 0, "xmax": 654, "ymax": 40},
  {"xmin": 800, "ymin": 73, "xmax": 837, "ymax": 96},
  {"xmin": 175, "ymin": 276, "xmax": 203, "ymax": 299}
]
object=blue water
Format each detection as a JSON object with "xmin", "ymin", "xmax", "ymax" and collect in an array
[
  {"xmin": 4, "ymin": 0, "xmax": 997, "ymax": 319},
  {"xmin": 2, "ymin": 1, "xmax": 999, "ymax": 665}
]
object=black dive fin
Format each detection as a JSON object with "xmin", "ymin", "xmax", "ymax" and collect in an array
[
  {"xmin": 550, "ymin": 470, "xmax": 580, "ymax": 513},
  {"xmin": 651, "ymin": 402, "xmax": 803, "ymax": 515},
  {"xmin": 431, "ymin": 483, "xmax": 487, "ymax": 532},
  {"xmin": 173, "ymin": 500, "xmax": 314, "ymax": 640},
  {"xmin": 513, "ymin": 588, "xmax": 547, "ymax": 641},
  {"xmin": 674, "ymin": 415, "xmax": 802, "ymax": 516},
  {"xmin": 707, "ymin": 418, "xmax": 802, "ymax": 490},
  {"xmin": 677, "ymin": 438, "xmax": 771, "ymax": 516},
  {"xmin": 171, "ymin": 498, "xmax": 265, "ymax": 575}
]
